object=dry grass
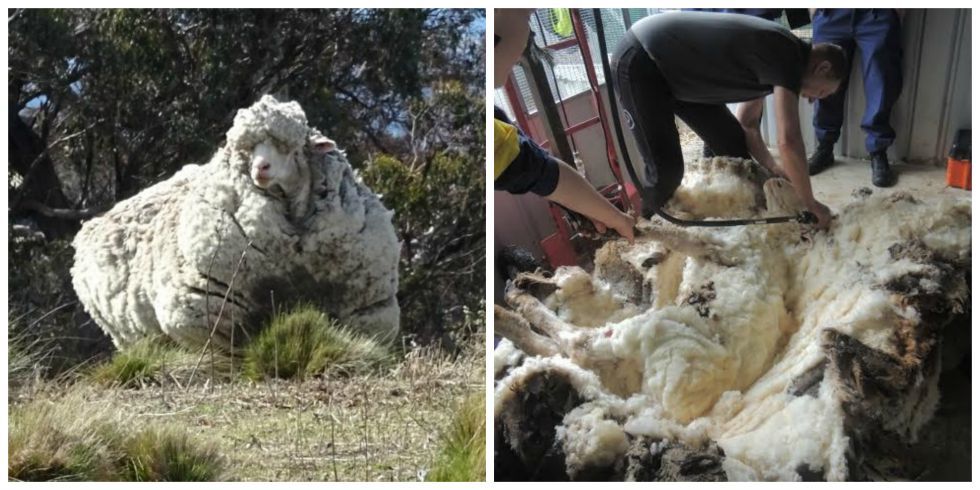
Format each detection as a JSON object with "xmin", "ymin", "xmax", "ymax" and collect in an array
[
  {"xmin": 10, "ymin": 339, "xmax": 485, "ymax": 481},
  {"xmin": 427, "ymin": 392, "xmax": 485, "ymax": 481},
  {"xmin": 8, "ymin": 391, "xmax": 226, "ymax": 481}
]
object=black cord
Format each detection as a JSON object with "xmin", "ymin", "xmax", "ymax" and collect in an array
[{"xmin": 593, "ymin": 8, "xmax": 655, "ymax": 217}]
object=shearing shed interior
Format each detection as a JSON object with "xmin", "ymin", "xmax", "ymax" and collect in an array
[{"xmin": 493, "ymin": 8, "xmax": 971, "ymax": 481}]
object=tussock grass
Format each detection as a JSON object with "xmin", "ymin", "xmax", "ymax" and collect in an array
[
  {"xmin": 88, "ymin": 337, "xmax": 234, "ymax": 388},
  {"xmin": 8, "ymin": 392, "xmax": 225, "ymax": 481},
  {"xmin": 427, "ymin": 393, "xmax": 486, "ymax": 482},
  {"xmin": 243, "ymin": 304, "xmax": 393, "ymax": 380},
  {"xmin": 123, "ymin": 426, "xmax": 226, "ymax": 481},
  {"xmin": 89, "ymin": 337, "xmax": 188, "ymax": 387},
  {"xmin": 8, "ymin": 394, "xmax": 126, "ymax": 481}
]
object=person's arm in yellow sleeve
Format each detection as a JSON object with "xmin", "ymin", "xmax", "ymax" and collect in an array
[{"xmin": 495, "ymin": 113, "xmax": 634, "ymax": 242}]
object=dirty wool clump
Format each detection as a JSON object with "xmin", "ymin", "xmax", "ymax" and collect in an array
[
  {"xmin": 494, "ymin": 157, "xmax": 971, "ymax": 481},
  {"xmin": 71, "ymin": 95, "xmax": 400, "ymax": 351}
]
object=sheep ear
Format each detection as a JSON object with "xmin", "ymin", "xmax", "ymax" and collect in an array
[{"xmin": 311, "ymin": 135, "xmax": 337, "ymax": 154}]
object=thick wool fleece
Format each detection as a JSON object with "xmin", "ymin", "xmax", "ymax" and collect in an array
[
  {"xmin": 71, "ymin": 95, "xmax": 400, "ymax": 350},
  {"xmin": 494, "ymin": 158, "xmax": 971, "ymax": 481}
]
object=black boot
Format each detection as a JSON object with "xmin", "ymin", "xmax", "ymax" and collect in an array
[
  {"xmin": 871, "ymin": 151, "xmax": 897, "ymax": 187},
  {"xmin": 807, "ymin": 143, "xmax": 835, "ymax": 175}
]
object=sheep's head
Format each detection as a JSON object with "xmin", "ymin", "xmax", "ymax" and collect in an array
[
  {"xmin": 250, "ymin": 135, "xmax": 337, "ymax": 193},
  {"xmin": 225, "ymin": 95, "xmax": 339, "ymax": 196},
  {"xmin": 227, "ymin": 95, "xmax": 310, "ymax": 152}
]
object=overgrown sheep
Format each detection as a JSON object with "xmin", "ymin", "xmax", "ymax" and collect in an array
[
  {"xmin": 494, "ymin": 157, "xmax": 971, "ymax": 481},
  {"xmin": 71, "ymin": 95, "xmax": 400, "ymax": 351}
]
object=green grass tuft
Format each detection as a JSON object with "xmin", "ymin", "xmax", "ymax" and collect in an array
[
  {"xmin": 8, "ymin": 392, "xmax": 225, "ymax": 481},
  {"xmin": 123, "ymin": 426, "xmax": 226, "ymax": 481},
  {"xmin": 88, "ymin": 337, "xmax": 192, "ymax": 387},
  {"xmin": 427, "ymin": 393, "xmax": 485, "ymax": 482},
  {"xmin": 242, "ymin": 304, "xmax": 393, "ymax": 380}
]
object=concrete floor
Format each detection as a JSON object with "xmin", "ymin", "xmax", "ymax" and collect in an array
[{"xmin": 808, "ymin": 156, "xmax": 970, "ymax": 209}]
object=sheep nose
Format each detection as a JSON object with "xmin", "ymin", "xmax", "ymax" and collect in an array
[{"xmin": 257, "ymin": 161, "xmax": 271, "ymax": 171}]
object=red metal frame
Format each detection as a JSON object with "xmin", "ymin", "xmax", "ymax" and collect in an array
[
  {"xmin": 569, "ymin": 9, "xmax": 634, "ymax": 213},
  {"xmin": 500, "ymin": 10, "xmax": 642, "ymax": 268}
]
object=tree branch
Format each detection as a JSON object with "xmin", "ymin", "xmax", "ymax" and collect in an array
[{"xmin": 18, "ymin": 200, "xmax": 103, "ymax": 221}]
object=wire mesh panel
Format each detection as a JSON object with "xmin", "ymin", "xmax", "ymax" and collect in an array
[
  {"xmin": 493, "ymin": 88, "xmax": 516, "ymax": 121},
  {"xmin": 511, "ymin": 65, "xmax": 538, "ymax": 114},
  {"xmin": 528, "ymin": 9, "xmax": 586, "ymax": 105}
]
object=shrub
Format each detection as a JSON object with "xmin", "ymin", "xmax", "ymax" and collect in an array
[{"xmin": 8, "ymin": 396, "xmax": 126, "ymax": 481}]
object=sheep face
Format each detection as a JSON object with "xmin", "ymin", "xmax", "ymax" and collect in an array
[
  {"xmin": 250, "ymin": 140, "xmax": 304, "ymax": 192},
  {"xmin": 250, "ymin": 135, "xmax": 337, "ymax": 191}
]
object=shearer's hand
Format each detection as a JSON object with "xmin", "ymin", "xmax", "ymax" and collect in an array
[
  {"xmin": 805, "ymin": 200, "xmax": 833, "ymax": 230},
  {"xmin": 592, "ymin": 211, "xmax": 635, "ymax": 243}
]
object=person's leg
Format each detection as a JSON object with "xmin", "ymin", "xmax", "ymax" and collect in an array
[
  {"xmin": 855, "ymin": 9, "xmax": 903, "ymax": 187},
  {"xmin": 611, "ymin": 34, "xmax": 684, "ymax": 217},
  {"xmin": 855, "ymin": 9, "xmax": 903, "ymax": 154},
  {"xmin": 674, "ymin": 101, "xmax": 750, "ymax": 160},
  {"xmin": 811, "ymin": 9, "xmax": 857, "ymax": 145}
]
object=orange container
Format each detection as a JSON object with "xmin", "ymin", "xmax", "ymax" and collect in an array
[{"xmin": 946, "ymin": 157, "xmax": 971, "ymax": 190}]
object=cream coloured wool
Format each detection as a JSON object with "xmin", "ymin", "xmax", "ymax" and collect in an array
[
  {"xmin": 495, "ymin": 157, "xmax": 970, "ymax": 481},
  {"xmin": 71, "ymin": 95, "xmax": 400, "ymax": 350}
]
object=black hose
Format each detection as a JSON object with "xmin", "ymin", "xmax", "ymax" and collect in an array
[{"xmin": 593, "ymin": 8, "xmax": 652, "ymax": 216}]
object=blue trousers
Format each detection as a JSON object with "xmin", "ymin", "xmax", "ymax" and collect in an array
[{"xmin": 812, "ymin": 9, "xmax": 903, "ymax": 154}]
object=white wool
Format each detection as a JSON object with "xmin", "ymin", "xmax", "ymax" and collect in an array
[
  {"xmin": 495, "ymin": 158, "xmax": 971, "ymax": 480},
  {"xmin": 557, "ymin": 403, "xmax": 630, "ymax": 475},
  {"xmin": 493, "ymin": 355, "xmax": 617, "ymax": 417},
  {"xmin": 546, "ymin": 267, "xmax": 640, "ymax": 327},
  {"xmin": 493, "ymin": 338, "xmax": 524, "ymax": 377},
  {"xmin": 72, "ymin": 95, "xmax": 401, "ymax": 350},
  {"xmin": 584, "ymin": 222, "xmax": 789, "ymax": 423},
  {"xmin": 716, "ymin": 381, "xmax": 849, "ymax": 481},
  {"xmin": 670, "ymin": 157, "xmax": 765, "ymax": 218}
]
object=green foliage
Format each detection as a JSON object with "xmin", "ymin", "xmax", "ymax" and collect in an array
[
  {"xmin": 361, "ymin": 82, "xmax": 485, "ymax": 347},
  {"xmin": 242, "ymin": 304, "xmax": 393, "ymax": 380},
  {"xmin": 88, "ymin": 337, "xmax": 192, "ymax": 387},
  {"xmin": 8, "ymin": 393, "xmax": 225, "ymax": 481},
  {"xmin": 427, "ymin": 393, "xmax": 486, "ymax": 482}
]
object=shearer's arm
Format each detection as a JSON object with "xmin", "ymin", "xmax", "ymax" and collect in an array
[
  {"xmin": 737, "ymin": 98, "xmax": 787, "ymax": 179},
  {"xmin": 773, "ymin": 86, "xmax": 832, "ymax": 229},
  {"xmin": 546, "ymin": 162, "xmax": 636, "ymax": 243}
]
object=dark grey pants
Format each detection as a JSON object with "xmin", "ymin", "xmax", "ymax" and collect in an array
[{"xmin": 611, "ymin": 32, "xmax": 750, "ymax": 217}]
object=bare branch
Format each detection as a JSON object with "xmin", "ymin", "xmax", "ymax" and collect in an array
[{"xmin": 18, "ymin": 200, "xmax": 103, "ymax": 221}]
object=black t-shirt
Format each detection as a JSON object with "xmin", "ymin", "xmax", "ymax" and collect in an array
[{"xmin": 630, "ymin": 11, "xmax": 811, "ymax": 104}]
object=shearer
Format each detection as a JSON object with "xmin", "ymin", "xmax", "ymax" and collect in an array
[{"xmin": 611, "ymin": 10, "xmax": 845, "ymax": 228}]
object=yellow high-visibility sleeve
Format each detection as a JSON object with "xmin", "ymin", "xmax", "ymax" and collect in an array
[{"xmin": 494, "ymin": 119, "xmax": 521, "ymax": 180}]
